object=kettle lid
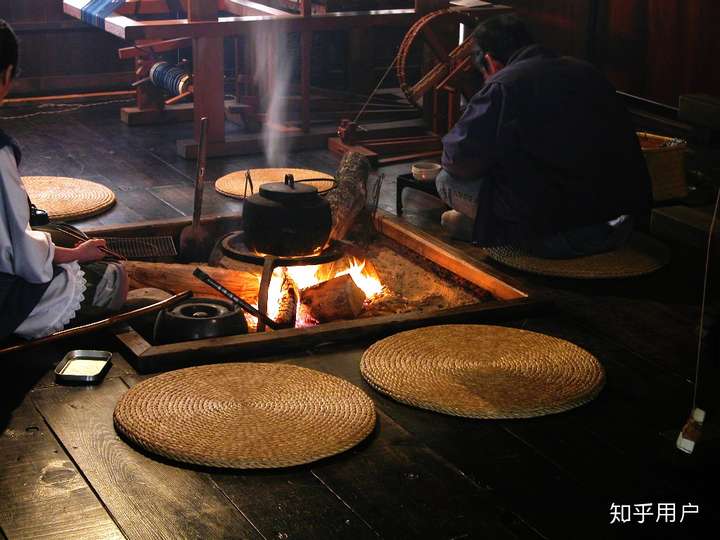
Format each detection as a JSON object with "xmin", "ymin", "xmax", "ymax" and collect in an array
[{"xmin": 259, "ymin": 173, "xmax": 320, "ymax": 203}]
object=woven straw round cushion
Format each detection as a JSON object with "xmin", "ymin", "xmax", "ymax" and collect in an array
[
  {"xmin": 114, "ymin": 363, "xmax": 376, "ymax": 468},
  {"xmin": 361, "ymin": 325, "xmax": 605, "ymax": 419},
  {"xmin": 483, "ymin": 233, "xmax": 669, "ymax": 279},
  {"xmin": 215, "ymin": 168, "xmax": 335, "ymax": 199},
  {"xmin": 22, "ymin": 176, "xmax": 116, "ymax": 221}
]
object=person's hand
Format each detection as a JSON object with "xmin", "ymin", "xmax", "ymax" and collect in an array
[{"xmin": 73, "ymin": 238, "xmax": 107, "ymax": 263}]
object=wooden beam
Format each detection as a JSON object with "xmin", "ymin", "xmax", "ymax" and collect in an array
[
  {"xmin": 118, "ymin": 37, "xmax": 192, "ymax": 59},
  {"xmin": 188, "ymin": 0, "xmax": 217, "ymax": 21},
  {"xmin": 373, "ymin": 211, "xmax": 529, "ymax": 301},
  {"xmin": 221, "ymin": 0, "xmax": 289, "ymax": 16},
  {"xmin": 97, "ymin": 10, "xmax": 422, "ymax": 41},
  {"xmin": 116, "ymin": 0, "xmax": 173, "ymax": 15}
]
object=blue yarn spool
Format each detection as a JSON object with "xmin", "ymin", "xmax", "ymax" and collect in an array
[
  {"xmin": 149, "ymin": 62, "xmax": 191, "ymax": 96},
  {"xmin": 80, "ymin": 0, "xmax": 125, "ymax": 29}
]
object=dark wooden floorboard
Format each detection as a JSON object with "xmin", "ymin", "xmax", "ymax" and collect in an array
[
  {"xmin": 309, "ymin": 409, "xmax": 522, "ymax": 540},
  {"xmin": 118, "ymin": 372, "xmax": 379, "ymax": 540},
  {"xmin": 296, "ymin": 346, "xmax": 597, "ymax": 540},
  {"xmin": 149, "ymin": 183, "xmax": 245, "ymax": 218},
  {"xmin": 0, "ymin": 398, "xmax": 124, "ymax": 540},
  {"xmin": 282, "ymin": 354, "xmax": 541, "ymax": 540},
  {"xmin": 31, "ymin": 378, "xmax": 260, "ymax": 540}
]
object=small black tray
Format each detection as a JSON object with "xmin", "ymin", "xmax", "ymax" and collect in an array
[{"xmin": 55, "ymin": 350, "xmax": 112, "ymax": 384}]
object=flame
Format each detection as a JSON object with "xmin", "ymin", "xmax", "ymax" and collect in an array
[
  {"xmin": 264, "ymin": 269, "xmax": 284, "ymax": 321},
  {"xmin": 336, "ymin": 258, "xmax": 384, "ymax": 299},
  {"xmin": 286, "ymin": 265, "xmax": 323, "ymax": 290},
  {"xmin": 259, "ymin": 257, "xmax": 384, "ymax": 328}
]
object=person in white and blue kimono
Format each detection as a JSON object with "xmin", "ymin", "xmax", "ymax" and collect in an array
[{"xmin": 0, "ymin": 20, "xmax": 127, "ymax": 341}]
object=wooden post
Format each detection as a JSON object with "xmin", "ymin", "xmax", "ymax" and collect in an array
[
  {"xmin": 188, "ymin": 1, "xmax": 225, "ymax": 146},
  {"xmin": 134, "ymin": 41, "xmax": 164, "ymax": 111},
  {"xmin": 300, "ymin": 0, "xmax": 312, "ymax": 133},
  {"xmin": 187, "ymin": 0, "xmax": 216, "ymax": 21}
]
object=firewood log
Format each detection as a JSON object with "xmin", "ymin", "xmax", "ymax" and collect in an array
[
  {"xmin": 327, "ymin": 151, "xmax": 371, "ymax": 240},
  {"xmin": 299, "ymin": 274, "xmax": 366, "ymax": 323},
  {"xmin": 125, "ymin": 262, "xmax": 259, "ymax": 303},
  {"xmin": 274, "ymin": 270, "xmax": 298, "ymax": 329}
]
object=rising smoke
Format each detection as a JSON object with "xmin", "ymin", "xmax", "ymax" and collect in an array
[{"xmin": 252, "ymin": 27, "xmax": 292, "ymax": 167}]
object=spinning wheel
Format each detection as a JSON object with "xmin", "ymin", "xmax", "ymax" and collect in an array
[{"xmin": 396, "ymin": 9, "xmax": 482, "ymax": 112}]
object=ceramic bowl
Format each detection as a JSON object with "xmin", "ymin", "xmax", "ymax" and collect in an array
[{"xmin": 411, "ymin": 162, "xmax": 442, "ymax": 182}]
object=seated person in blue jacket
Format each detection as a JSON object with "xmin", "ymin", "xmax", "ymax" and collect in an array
[
  {"xmin": 438, "ymin": 14, "xmax": 652, "ymax": 258},
  {"xmin": 0, "ymin": 19, "xmax": 127, "ymax": 342}
]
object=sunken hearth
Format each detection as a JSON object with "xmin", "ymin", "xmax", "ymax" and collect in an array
[{"xmin": 95, "ymin": 212, "xmax": 540, "ymax": 373}]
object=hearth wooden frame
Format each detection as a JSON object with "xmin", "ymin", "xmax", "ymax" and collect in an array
[{"xmin": 85, "ymin": 211, "xmax": 547, "ymax": 373}]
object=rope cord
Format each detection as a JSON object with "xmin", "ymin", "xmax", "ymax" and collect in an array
[
  {"xmin": 692, "ymin": 186, "xmax": 720, "ymax": 409},
  {"xmin": 0, "ymin": 98, "xmax": 134, "ymax": 120},
  {"xmin": 352, "ymin": 50, "xmax": 403, "ymax": 125}
]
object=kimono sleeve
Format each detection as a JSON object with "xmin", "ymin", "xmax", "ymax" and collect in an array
[{"xmin": 0, "ymin": 148, "xmax": 55, "ymax": 284}]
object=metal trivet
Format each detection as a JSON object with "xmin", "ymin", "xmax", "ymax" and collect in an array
[
  {"xmin": 221, "ymin": 231, "xmax": 345, "ymax": 331},
  {"xmin": 104, "ymin": 236, "xmax": 177, "ymax": 259},
  {"xmin": 221, "ymin": 231, "xmax": 345, "ymax": 267}
]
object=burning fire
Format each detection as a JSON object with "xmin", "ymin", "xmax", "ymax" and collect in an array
[
  {"xmin": 262, "ymin": 257, "xmax": 384, "ymax": 325},
  {"xmin": 335, "ymin": 258, "xmax": 384, "ymax": 298}
]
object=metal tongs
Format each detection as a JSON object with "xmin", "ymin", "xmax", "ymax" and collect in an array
[{"xmin": 193, "ymin": 267, "xmax": 280, "ymax": 330}]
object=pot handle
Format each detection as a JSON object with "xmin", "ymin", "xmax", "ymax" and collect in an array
[{"xmin": 284, "ymin": 173, "xmax": 295, "ymax": 189}]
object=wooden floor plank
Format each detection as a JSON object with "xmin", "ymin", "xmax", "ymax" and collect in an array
[
  {"xmin": 282, "ymin": 357, "xmax": 528, "ymax": 540},
  {"xmin": 31, "ymin": 378, "xmax": 260, "ymax": 540},
  {"xmin": 118, "ymin": 373, "xmax": 378, "ymax": 540},
  {"xmin": 312, "ymin": 409, "xmax": 522, "ymax": 540},
  {"xmin": 297, "ymin": 345, "xmax": 618, "ymax": 539},
  {"xmin": 0, "ymin": 398, "xmax": 124, "ymax": 540},
  {"xmin": 209, "ymin": 469, "xmax": 378, "ymax": 540}
]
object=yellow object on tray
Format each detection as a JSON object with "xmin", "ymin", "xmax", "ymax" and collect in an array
[{"xmin": 637, "ymin": 131, "xmax": 688, "ymax": 202}]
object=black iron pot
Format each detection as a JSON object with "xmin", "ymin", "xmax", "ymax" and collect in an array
[
  {"xmin": 242, "ymin": 174, "xmax": 332, "ymax": 256},
  {"xmin": 153, "ymin": 298, "xmax": 248, "ymax": 344}
]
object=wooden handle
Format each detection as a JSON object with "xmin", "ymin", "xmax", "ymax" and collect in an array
[
  {"xmin": 165, "ymin": 89, "xmax": 193, "ymax": 106},
  {"xmin": 0, "ymin": 291, "xmax": 193, "ymax": 356},
  {"xmin": 192, "ymin": 116, "xmax": 208, "ymax": 232}
]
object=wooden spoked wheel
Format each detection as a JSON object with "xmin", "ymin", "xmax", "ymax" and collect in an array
[{"xmin": 397, "ymin": 9, "xmax": 481, "ymax": 109}]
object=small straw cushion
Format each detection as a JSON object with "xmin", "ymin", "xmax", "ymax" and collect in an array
[
  {"xmin": 114, "ymin": 363, "xmax": 376, "ymax": 468},
  {"xmin": 22, "ymin": 176, "xmax": 116, "ymax": 221},
  {"xmin": 215, "ymin": 168, "xmax": 335, "ymax": 199},
  {"xmin": 361, "ymin": 325, "xmax": 605, "ymax": 419},
  {"xmin": 483, "ymin": 233, "xmax": 670, "ymax": 279}
]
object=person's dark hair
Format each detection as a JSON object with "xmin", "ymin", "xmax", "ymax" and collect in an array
[
  {"xmin": 0, "ymin": 19, "xmax": 19, "ymax": 79},
  {"xmin": 472, "ymin": 14, "xmax": 535, "ymax": 65}
]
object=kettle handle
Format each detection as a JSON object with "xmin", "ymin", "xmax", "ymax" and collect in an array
[{"xmin": 284, "ymin": 173, "xmax": 295, "ymax": 188}]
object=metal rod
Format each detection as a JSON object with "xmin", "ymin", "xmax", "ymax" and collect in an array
[
  {"xmin": 55, "ymin": 225, "xmax": 127, "ymax": 261},
  {"xmin": 192, "ymin": 267, "xmax": 281, "ymax": 330}
]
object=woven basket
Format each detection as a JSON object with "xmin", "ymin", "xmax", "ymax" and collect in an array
[{"xmin": 637, "ymin": 132, "xmax": 688, "ymax": 202}]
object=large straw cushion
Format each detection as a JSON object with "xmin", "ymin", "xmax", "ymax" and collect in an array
[
  {"xmin": 22, "ymin": 176, "xmax": 116, "ymax": 221},
  {"xmin": 215, "ymin": 168, "xmax": 335, "ymax": 199},
  {"xmin": 114, "ymin": 363, "xmax": 376, "ymax": 468},
  {"xmin": 483, "ymin": 233, "xmax": 670, "ymax": 279},
  {"xmin": 361, "ymin": 325, "xmax": 605, "ymax": 419}
]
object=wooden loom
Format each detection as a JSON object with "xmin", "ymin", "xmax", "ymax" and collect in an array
[{"xmin": 63, "ymin": 1, "xmax": 508, "ymax": 159}]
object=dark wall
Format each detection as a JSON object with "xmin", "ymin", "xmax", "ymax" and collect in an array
[
  {"xmin": 1, "ymin": 0, "xmax": 133, "ymax": 96},
  {"xmin": 503, "ymin": 0, "xmax": 720, "ymax": 106}
]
